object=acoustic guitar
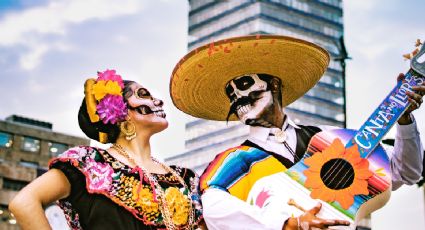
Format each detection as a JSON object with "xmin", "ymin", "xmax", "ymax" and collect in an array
[{"xmin": 246, "ymin": 40, "xmax": 425, "ymax": 229}]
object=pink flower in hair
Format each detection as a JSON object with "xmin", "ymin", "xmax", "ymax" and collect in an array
[
  {"xmin": 97, "ymin": 69, "xmax": 124, "ymax": 88},
  {"xmin": 96, "ymin": 94, "xmax": 127, "ymax": 124}
]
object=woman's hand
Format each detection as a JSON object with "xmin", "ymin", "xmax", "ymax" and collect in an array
[
  {"xmin": 397, "ymin": 73, "xmax": 424, "ymax": 125},
  {"xmin": 8, "ymin": 169, "xmax": 71, "ymax": 230},
  {"xmin": 283, "ymin": 202, "xmax": 350, "ymax": 230}
]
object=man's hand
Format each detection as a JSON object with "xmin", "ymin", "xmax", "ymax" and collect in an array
[
  {"xmin": 397, "ymin": 73, "xmax": 424, "ymax": 125},
  {"xmin": 283, "ymin": 202, "xmax": 350, "ymax": 230}
]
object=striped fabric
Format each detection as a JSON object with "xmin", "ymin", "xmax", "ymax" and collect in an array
[{"xmin": 200, "ymin": 145, "xmax": 287, "ymax": 201}]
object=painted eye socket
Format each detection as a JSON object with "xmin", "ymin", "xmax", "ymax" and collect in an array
[
  {"xmin": 225, "ymin": 83, "xmax": 237, "ymax": 102},
  {"xmin": 134, "ymin": 87, "xmax": 152, "ymax": 99},
  {"xmin": 234, "ymin": 76, "xmax": 254, "ymax": 91}
]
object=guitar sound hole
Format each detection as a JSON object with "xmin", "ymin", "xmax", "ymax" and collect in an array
[{"xmin": 320, "ymin": 159, "xmax": 354, "ymax": 190}]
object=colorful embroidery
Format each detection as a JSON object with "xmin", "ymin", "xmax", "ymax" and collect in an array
[
  {"xmin": 57, "ymin": 201, "xmax": 82, "ymax": 230},
  {"xmin": 83, "ymin": 158, "xmax": 114, "ymax": 191},
  {"xmin": 49, "ymin": 146, "xmax": 203, "ymax": 229},
  {"xmin": 164, "ymin": 187, "xmax": 191, "ymax": 225}
]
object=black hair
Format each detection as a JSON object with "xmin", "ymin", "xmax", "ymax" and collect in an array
[{"xmin": 78, "ymin": 80, "xmax": 135, "ymax": 143}]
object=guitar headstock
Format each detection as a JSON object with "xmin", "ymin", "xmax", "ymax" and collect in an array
[{"xmin": 404, "ymin": 39, "xmax": 425, "ymax": 77}]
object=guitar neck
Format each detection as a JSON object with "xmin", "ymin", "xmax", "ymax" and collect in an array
[{"xmin": 347, "ymin": 68, "xmax": 424, "ymax": 158}]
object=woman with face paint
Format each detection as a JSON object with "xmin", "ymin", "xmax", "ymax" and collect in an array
[{"xmin": 9, "ymin": 70, "xmax": 205, "ymax": 230}]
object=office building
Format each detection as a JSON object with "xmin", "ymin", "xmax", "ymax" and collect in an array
[
  {"xmin": 167, "ymin": 0, "xmax": 346, "ymax": 173},
  {"xmin": 0, "ymin": 115, "xmax": 89, "ymax": 230}
]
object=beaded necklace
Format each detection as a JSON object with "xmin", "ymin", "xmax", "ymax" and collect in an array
[{"xmin": 112, "ymin": 144, "xmax": 195, "ymax": 230}]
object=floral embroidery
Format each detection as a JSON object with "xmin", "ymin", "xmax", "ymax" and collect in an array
[
  {"xmin": 49, "ymin": 146, "xmax": 203, "ymax": 229},
  {"xmin": 83, "ymin": 158, "xmax": 114, "ymax": 192},
  {"xmin": 156, "ymin": 174, "xmax": 179, "ymax": 182},
  {"xmin": 59, "ymin": 146, "xmax": 91, "ymax": 161},
  {"xmin": 57, "ymin": 201, "xmax": 82, "ymax": 230},
  {"xmin": 164, "ymin": 187, "xmax": 191, "ymax": 226},
  {"xmin": 132, "ymin": 184, "xmax": 160, "ymax": 221},
  {"xmin": 111, "ymin": 161, "xmax": 125, "ymax": 169}
]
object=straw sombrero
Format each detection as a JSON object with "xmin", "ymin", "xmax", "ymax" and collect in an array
[{"xmin": 170, "ymin": 35, "xmax": 329, "ymax": 121}]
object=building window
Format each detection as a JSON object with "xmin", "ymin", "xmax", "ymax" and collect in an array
[
  {"xmin": 19, "ymin": 160, "xmax": 39, "ymax": 169},
  {"xmin": 48, "ymin": 142, "xmax": 68, "ymax": 157},
  {"xmin": 2, "ymin": 177, "xmax": 28, "ymax": 191},
  {"xmin": 0, "ymin": 204, "xmax": 17, "ymax": 225},
  {"xmin": 21, "ymin": 136, "xmax": 40, "ymax": 153},
  {"xmin": 0, "ymin": 131, "xmax": 13, "ymax": 148}
]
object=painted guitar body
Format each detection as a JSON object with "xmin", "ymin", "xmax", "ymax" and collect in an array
[
  {"xmin": 247, "ymin": 129, "xmax": 391, "ymax": 229},
  {"xmin": 247, "ymin": 41, "xmax": 425, "ymax": 229}
]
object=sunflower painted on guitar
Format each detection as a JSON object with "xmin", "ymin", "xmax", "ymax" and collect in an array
[{"xmin": 303, "ymin": 138, "xmax": 374, "ymax": 209}]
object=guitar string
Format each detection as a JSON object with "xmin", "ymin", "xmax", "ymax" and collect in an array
[
  {"xmin": 301, "ymin": 148, "xmax": 358, "ymax": 195},
  {"xmin": 334, "ymin": 166, "xmax": 354, "ymax": 189},
  {"xmin": 307, "ymin": 135, "xmax": 348, "ymax": 188},
  {"xmin": 296, "ymin": 129, "xmax": 385, "ymax": 197},
  {"xmin": 334, "ymin": 69, "xmax": 422, "ymax": 198},
  {"xmin": 317, "ymin": 71, "xmax": 420, "ymax": 192},
  {"xmin": 321, "ymin": 159, "xmax": 344, "ymax": 185},
  {"xmin": 306, "ymin": 136, "xmax": 357, "ymax": 192}
]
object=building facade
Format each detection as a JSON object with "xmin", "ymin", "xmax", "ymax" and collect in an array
[
  {"xmin": 167, "ymin": 0, "xmax": 346, "ymax": 173},
  {"xmin": 0, "ymin": 115, "xmax": 89, "ymax": 230}
]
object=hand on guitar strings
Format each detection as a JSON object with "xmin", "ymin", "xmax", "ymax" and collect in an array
[
  {"xmin": 283, "ymin": 202, "xmax": 350, "ymax": 230},
  {"xmin": 397, "ymin": 73, "xmax": 425, "ymax": 125}
]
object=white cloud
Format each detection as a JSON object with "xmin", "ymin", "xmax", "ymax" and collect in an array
[
  {"xmin": 0, "ymin": 0, "xmax": 144, "ymax": 46},
  {"xmin": 0, "ymin": 0, "xmax": 144, "ymax": 70},
  {"xmin": 20, "ymin": 43, "xmax": 49, "ymax": 70}
]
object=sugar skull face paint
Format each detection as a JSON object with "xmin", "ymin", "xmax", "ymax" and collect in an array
[
  {"xmin": 127, "ymin": 85, "xmax": 166, "ymax": 119},
  {"xmin": 225, "ymin": 74, "xmax": 279, "ymax": 127}
]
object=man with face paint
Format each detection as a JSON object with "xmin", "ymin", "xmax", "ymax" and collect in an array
[{"xmin": 170, "ymin": 35, "xmax": 424, "ymax": 229}]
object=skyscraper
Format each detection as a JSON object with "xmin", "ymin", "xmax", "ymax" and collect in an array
[{"xmin": 166, "ymin": 0, "xmax": 346, "ymax": 174}]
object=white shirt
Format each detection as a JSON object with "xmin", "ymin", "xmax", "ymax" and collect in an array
[{"xmin": 202, "ymin": 116, "xmax": 424, "ymax": 230}]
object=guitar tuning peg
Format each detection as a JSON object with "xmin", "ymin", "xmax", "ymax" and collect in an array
[
  {"xmin": 403, "ymin": 40, "xmax": 422, "ymax": 60},
  {"xmin": 415, "ymin": 39, "xmax": 422, "ymax": 47},
  {"xmin": 412, "ymin": 48, "xmax": 419, "ymax": 57},
  {"xmin": 403, "ymin": 53, "xmax": 412, "ymax": 60}
]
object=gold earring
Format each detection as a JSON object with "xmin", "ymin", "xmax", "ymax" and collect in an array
[{"xmin": 120, "ymin": 120, "xmax": 136, "ymax": 140}]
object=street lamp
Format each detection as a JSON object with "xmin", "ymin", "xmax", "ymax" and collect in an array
[{"xmin": 333, "ymin": 35, "xmax": 351, "ymax": 128}]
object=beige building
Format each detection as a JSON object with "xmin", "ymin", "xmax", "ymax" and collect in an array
[{"xmin": 0, "ymin": 115, "xmax": 89, "ymax": 230}]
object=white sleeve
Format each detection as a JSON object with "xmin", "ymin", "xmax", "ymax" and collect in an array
[
  {"xmin": 388, "ymin": 116, "xmax": 424, "ymax": 190},
  {"xmin": 201, "ymin": 188, "xmax": 289, "ymax": 230}
]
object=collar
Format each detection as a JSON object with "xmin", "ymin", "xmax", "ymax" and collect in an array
[{"xmin": 248, "ymin": 114, "xmax": 300, "ymax": 142}]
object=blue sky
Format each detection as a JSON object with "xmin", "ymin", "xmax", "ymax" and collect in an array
[{"xmin": 0, "ymin": 1, "xmax": 424, "ymax": 228}]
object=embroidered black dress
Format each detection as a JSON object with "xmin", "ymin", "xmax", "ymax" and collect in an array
[{"xmin": 49, "ymin": 146, "xmax": 203, "ymax": 230}]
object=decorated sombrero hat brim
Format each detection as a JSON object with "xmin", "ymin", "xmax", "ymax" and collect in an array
[{"xmin": 170, "ymin": 35, "xmax": 329, "ymax": 121}]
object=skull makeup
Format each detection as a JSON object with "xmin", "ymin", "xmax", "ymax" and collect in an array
[
  {"xmin": 225, "ymin": 74, "xmax": 278, "ymax": 126},
  {"xmin": 127, "ymin": 86, "xmax": 166, "ymax": 118}
]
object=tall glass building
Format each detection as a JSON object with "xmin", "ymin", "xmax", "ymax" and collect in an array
[{"xmin": 167, "ymin": 0, "xmax": 346, "ymax": 173}]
